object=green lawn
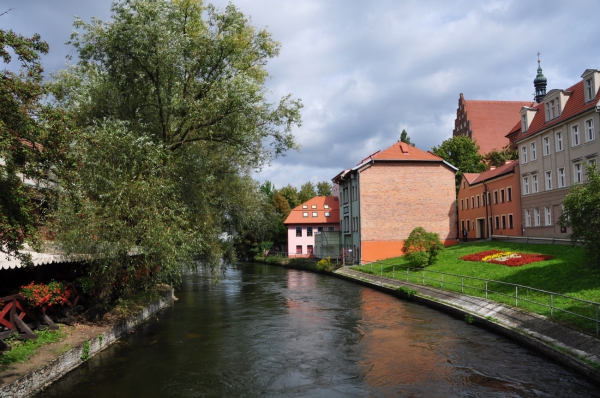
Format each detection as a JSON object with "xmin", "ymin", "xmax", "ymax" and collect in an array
[{"xmin": 352, "ymin": 241, "xmax": 600, "ymax": 334}]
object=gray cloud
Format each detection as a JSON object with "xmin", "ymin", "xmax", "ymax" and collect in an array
[{"xmin": 4, "ymin": 0, "xmax": 600, "ymax": 190}]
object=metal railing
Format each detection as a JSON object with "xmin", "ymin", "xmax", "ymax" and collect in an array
[
  {"xmin": 491, "ymin": 235, "xmax": 580, "ymax": 245},
  {"xmin": 354, "ymin": 261, "xmax": 600, "ymax": 334}
]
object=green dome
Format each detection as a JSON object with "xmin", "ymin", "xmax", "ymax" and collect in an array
[{"xmin": 534, "ymin": 61, "xmax": 547, "ymax": 84}]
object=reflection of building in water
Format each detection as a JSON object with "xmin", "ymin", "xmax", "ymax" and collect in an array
[{"xmin": 357, "ymin": 288, "xmax": 451, "ymax": 389}]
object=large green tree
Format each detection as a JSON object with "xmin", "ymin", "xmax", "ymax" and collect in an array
[
  {"xmin": 399, "ymin": 129, "xmax": 415, "ymax": 147},
  {"xmin": 559, "ymin": 165, "xmax": 600, "ymax": 266},
  {"xmin": 484, "ymin": 143, "xmax": 518, "ymax": 167},
  {"xmin": 316, "ymin": 181, "xmax": 332, "ymax": 196},
  {"xmin": 0, "ymin": 27, "xmax": 76, "ymax": 264},
  {"xmin": 52, "ymin": 0, "xmax": 301, "ymax": 302},
  {"xmin": 298, "ymin": 181, "xmax": 317, "ymax": 203},
  {"xmin": 277, "ymin": 184, "xmax": 300, "ymax": 209},
  {"xmin": 431, "ymin": 135, "xmax": 487, "ymax": 191}
]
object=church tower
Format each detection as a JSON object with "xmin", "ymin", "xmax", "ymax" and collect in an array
[{"xmin": 534, "ymin": 55, "xmax": 547, "ymax": 103}]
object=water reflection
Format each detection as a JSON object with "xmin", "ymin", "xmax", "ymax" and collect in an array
[{"xmin": 38, "ymin": 264, "xmax": 599, "ymax": 397}]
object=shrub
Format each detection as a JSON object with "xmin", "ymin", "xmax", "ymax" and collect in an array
[
  {"xmin": 315, "ymin": 257, "xmax": 340, "ymax": 272},
  {"xmin": 402, "ymin": 227, "xmax": 443, "ymax": 268},
  {"xmin": 19, "ymin": 281, "xmax": 70, "ymax": 308}
]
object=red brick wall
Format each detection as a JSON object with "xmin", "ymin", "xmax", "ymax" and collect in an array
[{"xmin": 359, "ymin": 162, "xmax": 457, "ymax": 261}]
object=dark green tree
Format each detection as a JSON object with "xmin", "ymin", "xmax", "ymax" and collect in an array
[
  {"xmin": 316, "ymin": 181, "xmax": 332, "ymax": 196},
  {"xmin": 484, "ymin": 144, "xmax": 518, "ymax": 167},
  {"xmin": 559, "ymin": 165, "xmax": 600, "ymax": 266},
  {"xmin": 278, "ymin": 185, "xmax": 300, "ymax": 209},
  {"xmin": 431, "ymin": 135, "xmax": 487, "ymax": 192},
  {"xmin": 298, "ymin": 181, "xmax": 317, "ymax": 203},
  {"xmin": 0, "ymin": 27, "xmax": 76, "ymax": 264},
  {"xmin": 402, "ymin": 227, "xmax": 443, "ymax": 267},
  {"xmin": 399, "ymin": 129, "xmax": 415, "ymax": 147}
]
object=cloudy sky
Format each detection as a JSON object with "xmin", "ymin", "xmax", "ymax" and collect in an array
[{"xmin": 3, "ymin": 0, "xmax": 600, "ymax": 189}]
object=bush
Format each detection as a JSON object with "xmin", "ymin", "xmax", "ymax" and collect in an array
[
  {"xmin": 402, "ymin": 227, "xmax": 444, "ymax": 268},
  {"xmin": 315, "ymin": 257, "xmax": 339, "ymax": 272}
]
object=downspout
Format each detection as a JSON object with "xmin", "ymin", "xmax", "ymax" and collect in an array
[{"xmin": 483, "ymin": 182, "xmax": 493, "ymax": 239}]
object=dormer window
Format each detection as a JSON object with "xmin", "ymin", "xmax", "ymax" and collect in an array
[
  {"xmin": 521, "ymin": 114, "xmax": 528, "ymax": 132},
  {"xmin": 587, "ymin": 78, "xmax": 594, "ymax": 102},
  {"xmin": 546, "ymin": 98, "xmax": 559, "ymax": 120},
  {"xmin": 581, "ymin": 69, "xmax": 599, "ymax": 103}
]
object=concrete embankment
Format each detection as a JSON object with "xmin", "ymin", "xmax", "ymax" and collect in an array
[
  {"xmin": 0, "ymin": 288, "xmax": 175, "ymax": 398},
  {"xmin": 334, "ymin": 267, "xmax": 600, "ymax": 384}
]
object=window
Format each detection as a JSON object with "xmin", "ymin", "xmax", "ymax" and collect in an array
[
  {"xmin": 589, "ymin": 158, "xmax": 598, "ymax": 168},
  {"xmin": 558, "ymin": 167, "xmax": 565, "ymax": 188},
  {"xmin": 465, "ymin": 199, "xmax": 469, "ymax": 210},
  {"xmin": 312, "ymin": 212, "xmax": 318, "ymax": 217},
  {"xmin": 586, "ymin": 119, "xmax": 595, "ymax": 142},
  {"xmin": 476, "ymin": 196, "xmax": 480, "ymax": 207},
  {"xmin": 523, "ymin": 176, "xmax": 529, "ymax": 194},
  {"xmin": 494, "ymin": 190, "xmax": 498, "ymax": 204},
  {"xmin": 521, "ymin": 113, "xmax": 528, "ymax": 132},
  {"xmin": 509, "ymin": 214, "xmax": 514, "ymax": 229},
  {"xmin": 501, "ymin": 215, "xmax": 506, "ymax": 229},
  {"xmin": 303, "ymin": 212, "xmax": 308, "ymax": 217},
  {"xmin": 307, "ymin": 245, "xmax": 313, "ymax": 255},
  {"xmin": 296, "ymin": 245, "xmax": 302, "ymax": 254},
  {"xmin": 534, "ymin": 208, "xmax": 540, "ymax": 226},
  {"xmin": 525, "ymin": 210, "xmax": 531, "ymax": 227},
  {"xmin": 545, "ymin": 171, "xmax": 552, "ymax": 190},
  {"xmin": 507, "ymin": 187, "xmax": 512, "ymax": 201},
  {"xmin": 521, "ymin": 146, "xmax": 528, "ymax": 163},
  {"xmin": 317, "ymin": 227, "xmax": 323, "ymax": 232},
  {"xmin": 556, "ymin": 131, "xmax": 563, "ymax": 151},
  {"xmin": 467, "ymin": 220, "xmax": 470, "ymax": 231},
  {"xmin": 460, "ymin": 199, "xmax": 464, "ymax": 210},
  {"xmin": 482, "ymin": 194, "xmax": 486, "ymax": 206},
  {"xmin": 531, "ymin": 142, "xmax": 537, "ymax": 161},
  {"xmin": 500, "ymin": 189, "xmax": 505, "ymax": 203},
  {"xmin": 311, "ymin": 204, "xmax": 317, "ymax": 209},
  {"xmin": 574, "ymin": 162, "xmax": 583, "ymax": 183},
  {"xmin": 471, "ymin": 196, "xmax": 474, "ymax": 208},
  {"xmin": 325, "ymin": 212, "xmax": 331, "ymax": 217},
  {"xmin": 572, "ymin": 124, "xmax": 580, "ymax": 146},
  {"xmin": 327, "ymin": 226, "xmax": 335, "ymax": 231},
  {"xmin": 462, "ymin": 181, "xmax": 465, "ymax": 189},
  {"xmin": 546, "ymin": 98, "xmax": 559, "ymax": 120},
  {"xmin": 543, "ymin": 136, "xmax": 550, "ymax": 156},
  {"xmin": 324, "ymin": 204, "xmax": 330, "ymax": 209},
  {"xmin": 307, "ymin": 227, "xmax": 313, "ymax": 237},
  {"xmin": 296, "ymin": 227, "xmax": 302, "ymax": 237},
  {"xmin": 495, "ymin": 216, "xmax": 500, "ymax": 230},
  {"xmin": 545, "ymin": 207, "xmax": 552, "ymax": 226},
  {"xmin": 532, "ymin": 174, "xmax": 538, "ymax": 193},
  {"xmin": 586, "ymin": 78, "xmax": 594, "ymax": 102},
  {"xmin": 302, "ymin": 205, "xmax": 308, "ymax": 209},
  {"xmin": 461, "ymin": 220, "xmax": 465, "ymax": 231}
]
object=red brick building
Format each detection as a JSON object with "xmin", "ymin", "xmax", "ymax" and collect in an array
[
  {"xmin": 458, "ymin": 160, "xmax": 522, "ymax": 240},
  {"xmin": 453, "ymin": 93, "xmax": 534, "ymax": 155},
  {"xmin": 332, "ymin": 142, "xmax": 457, "ymax": 264}
]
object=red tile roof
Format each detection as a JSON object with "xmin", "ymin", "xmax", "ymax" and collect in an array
[
  {"xmin": 463, "ymin": 100, "xmax": 534, "ymax": 154},
  {"xmin": 470, "ymin": 160, "xmax": 519, "ymax": 184},
  {"xmin": 517, "ymin": 81, "xmax": 600, "ymax": 142},
  {"xmin": 462, "ymin": 173, "xmax": 480, "ymax": 184},
  {"xmin": 371, "ymin": 142, "xmax": 444, "ymax": 162},
  {"xmin": 284, "ymin": 196, "xmax": 340, "ymax": 225}
]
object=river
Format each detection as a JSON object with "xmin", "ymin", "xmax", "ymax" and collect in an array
[{"xmin": 39, "ymin": 263, "xmax": 599, "ymax": 397}]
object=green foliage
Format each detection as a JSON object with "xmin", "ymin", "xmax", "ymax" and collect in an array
[
  {"xmin": 464, "ymin": 314, "xmax": 473, "ymax": 324},
  {"xmin": 559, "ymin": 165, "xmax": 600, "ymax": 266},
  {"xmin": 484, "ymin": 144, "xmax": 518, "ymax": 167},
  {"xmin": 272, "ymin": 192, "xmax": 291, "ymax": 217},
  {"xmin": 0, "ymin": 28, "xmax": 77, "ymax": 264},
  {"xmin": 0, "ymin": 328, "xmax": 66, "ymax": 368},
  {"xmin": 396, "ymin": 286, "xmax": 418, "ymax": 297},
  {"xmin": 402, "ymin": 227, "xmax": 443, "ymax": 267},
  {"xmin": 431, "ymin": 135, "xmax": 487, "ymax": 191},
  {"xmin": 298, "ymin": 181, "xmax": 317, "ymax": 204},
  {"xmin": 399, "ymin": 129, "xmax": 415, "ymax": 147},
  {"xmin": 315, "ymin": 256, "xmax": 339, "ymax": 272},
  {"xmin": 316, "ymin": 181, "xmax": 333, "ymax": 196},
  {"xmin": 278, "ymin": 185, "xmax": 300, "ymax": 209},
  {"xmin": 81, "ymin": 340, "xmax": 90, "ymax": 361},
  {"xmin": 98, "ymin": 333, "xmax": 103, "ymax": 347},
  {"xmin": 260, "ymin": 181, "xmax": 276, "ymax": 203}
]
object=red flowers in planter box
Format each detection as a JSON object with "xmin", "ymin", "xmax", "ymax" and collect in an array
[
  {"xmin": 460, "ymin": 250, "xmax": 554, "ymax": 267},
  {"xmin": 19, "ymin": 281, "xmax": 70, "ymax": 308}
]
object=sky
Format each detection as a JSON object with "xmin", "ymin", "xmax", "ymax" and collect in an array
[{"xmin": 3, "ymin": 0, "xmax": 600, "ymax": 190}]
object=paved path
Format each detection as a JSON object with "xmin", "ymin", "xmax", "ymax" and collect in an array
[{"xmin": 335, "ymin": 266, "xmax": 600, "ymax": 383}]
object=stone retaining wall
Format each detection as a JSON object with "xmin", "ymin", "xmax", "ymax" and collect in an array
[{"xmin": 0, "ymin": 289, "xmax": 175, "ymax": 398}]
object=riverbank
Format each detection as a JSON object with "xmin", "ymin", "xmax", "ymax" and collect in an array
[
  {"xmin": 334, "ymin": 267, "xmax": 600, "ymax": 384},
  {"xmin": 0, "ymin": 286, "xmax": 175, "ymax": 398}
]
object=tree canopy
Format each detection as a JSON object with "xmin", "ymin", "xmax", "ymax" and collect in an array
[
  {"xmin": 316, "ymin": 181, "xmax": 332, "ymax": 196},
  {"xmin": 298, "ymin": 181, "xmax": 317, "ymax": 204},
  {"xmin": 484, "ymin": 144, "xmax": 518, "ymax": 167},
  {"xmin": 51, "ymin": 0, "xmax": 302, "ymax": 303},
  {"xmin": 0, "ymin": 27, "xmax": 76, "ymax": 264},
  {"xmin": 431, "ymin": 135, "xmax": 487, "ymax": 191},
  {"xmin": 559, "ymin": 165, "xmax": 600, "ymax": 266},
  {"xmin": 399, "ymin": 129, "xmax": 415, "ymax": 147}
]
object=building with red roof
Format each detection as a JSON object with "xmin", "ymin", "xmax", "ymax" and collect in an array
[
  {"xmin": 283, "ymin": 196, "xmax": 340, "ymax": 257},
  {"xmin": 453, "ymin": 93, "xmax": 534, "ymax": 155},
  {"xmin": 332, "ymin": 142, "xmax": 457, "ymax": 264},
  {"xmin": 514, "ymin": 68, "xmax": 600, "ymax": 238},
  {"xmin": 457, "ymin": 160, "xmax": 522, "ymax": 240}
]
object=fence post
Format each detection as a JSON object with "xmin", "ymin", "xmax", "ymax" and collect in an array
[
  {"xmin": 550, "ymin": 295, "xmax": 553, "ymax": 318},
  {"xmin": 515, "ymin": 286, "xmax": 518, "ymax": 307},
  {"xmin": 422, "ymin": 270, "xmax": 425, "ymax": 285},
  {"xmin": 461, "ymin": 277, "xmax": 464, "ymax": 294},
  {"xmin": 380, "ymin": 263, "xmax": 383, "ymax": 277},
  {"xmin": 596, "ymin": 305, "xmax": 599, "ymax": 334},
  {"xmin": 485, "ymin": 281, "xmax": 488, "ymax": 299},
  {"xmin": 370, "ymin": 262, "xmax": 372, "ymax": 272},
  {"xmin": 406, "ymin": 268, "xmax": 409, "ymax": 282},
  {"xmin": 441, "ymin": 274, "xmax": 443, "ymax": 289}
]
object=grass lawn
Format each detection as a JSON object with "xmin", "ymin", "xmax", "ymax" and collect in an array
[{"xmin": 352, "ymin": 241, "xmax": 600, "ymax": 334}]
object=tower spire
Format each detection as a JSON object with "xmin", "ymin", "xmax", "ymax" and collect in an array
[{"xmin": 534, "ymin": 53, "xmax": 547, "ymax": 103}]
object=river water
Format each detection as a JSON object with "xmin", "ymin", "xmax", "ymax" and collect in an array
[{"xmin": 39, "ymin": 264, "xmax": 599, "ymax": 397}]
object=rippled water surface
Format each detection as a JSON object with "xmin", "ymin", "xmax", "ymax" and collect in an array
[{"xmin": 40, "ymin": 264, "xmax": 599, "ymax": 397}]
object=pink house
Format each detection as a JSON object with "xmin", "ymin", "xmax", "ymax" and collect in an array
[{"xmin": 284, "ymin": 196, "xmax": 340, "ymax": 257}]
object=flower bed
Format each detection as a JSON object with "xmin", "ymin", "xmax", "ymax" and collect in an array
[
  {"xmin": 19, "ymin": 281, "xmax": 70, "ymax": 308},
  {"xmin": 460, "ymin": 250, "xmax": 554, "ymax": 267}
]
